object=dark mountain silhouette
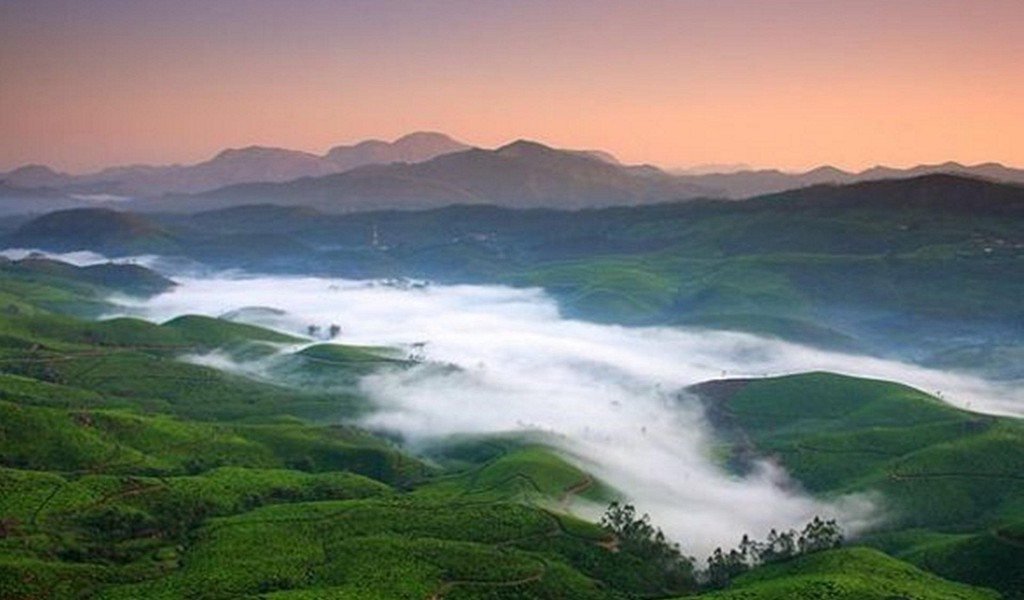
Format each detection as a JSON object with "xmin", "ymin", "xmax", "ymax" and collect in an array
[
  {"xmin": 5, "ymin": 207, "xmax": 177, "ymax": 255},
  {"xmin": 4, "ymin": 131, "xmax": 1024, "ymax": 208},
  {"xmin": 748, "ymin": 173, "xmax": 1024, "ymax": 214},
  {"xmin": 689, "ymin": 162, "xmax": 1024, "ymax": 198},
  {"xmin": 132, "ymin": 139, "xmax": 715, "ymax": 213},
  {"xmin": 324, "ymin": 131, "xmax": 470, "ymax": 171},
  {"xmin": 0, "ymin": 133, "xmax": 472, "ymax": 198},
  {"xmin": 188, "ymin": 204, "xmax": 326, "ymax": 234},
  {"xmin": 1, "ymin": 164, "xmax": 76, "ymax": 189},
  {"xmin": 80, "ymin": 135, "xmax": 467, "ymax": 196}
]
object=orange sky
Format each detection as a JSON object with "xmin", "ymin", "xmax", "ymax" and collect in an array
[{"xmin": 1, "ymin": 0, "xmax": 1023, "ymax": 173}]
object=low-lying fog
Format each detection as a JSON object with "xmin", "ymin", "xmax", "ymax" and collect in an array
[{"xmin": 104, "ymin": 272, "xmax": 1024, "ymax": 556}]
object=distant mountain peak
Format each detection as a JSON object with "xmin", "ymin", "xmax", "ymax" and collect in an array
[
  {"xmin": 393, "ymin": 131, "xmax": 463, "ymax": 145},
  {"xmin": 493, "ymin": 140, "xmax": 625, "ymax": 168},
  {"xmin": 495, "ymin": 139, "xmax": 556, "ymax": 157},
  {"xmin": 805, "ymin": 165, "xmax": 851, "ymax": 177},
  {"xmin": 1, "ymin": 163, "xmax": 71, "ymax": 189},
  {"xmin": 576, "ymin": 149, "xmax": 621, "ymax": 165},
  {"xmin": 212, "ymin": 146, "xmax": 319, "ymax": 161},
  {"xmin": 9, "ymin": 164, "xmax": 62, "ymax": 176},
  {"xmin": 324, "ymin": 132, "xmax": 470, "ymax": 169}
]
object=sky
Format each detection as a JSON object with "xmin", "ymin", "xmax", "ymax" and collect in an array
[{"xmin": 2, "ymin": 0, "xmax": 1023, "ymax": 173}]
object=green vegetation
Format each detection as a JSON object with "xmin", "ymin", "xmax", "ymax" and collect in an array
[
  {"xmin": 690, "ymin": 547, "xmax": 1000, "ymax": 600},
  {"xmin": 417, "ymin": 440, "xmax": 613, "ymax": 504},
  {"xmin": 700, "ymin": 516, "xmax": 844, "ymax": 589},
  {"xmin": 4, "ymin": 207, "xmax": 178, "ymax": 256},
  {"xmin": 694, "ymin": 372, "xmax": 1024, "ymax": 598},
  {"xmin": 4, "ymin": 179, "xmax": 1023, "ymax": 600},
  {"xmin": 0, "ymin": 257, "xmax": 744, "ymax": 600},
  {"xmin": 11, "ymin": 175, "xmax": 1024, "ymax": 376}
]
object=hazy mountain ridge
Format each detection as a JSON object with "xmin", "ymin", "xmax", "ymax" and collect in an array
[
  {"xmin": 684, "ymin": 161, "xmax": 1024, "ymax": 198},
  {"xmin": 7, "ymin": 174, "xmax": 1023, "ymax": 377},
  {"xmin": 131, "ymin": 139, "xmax": 716, "ymax": 213},
  {"xmin": 324, "ymin": 131, "xmax": 472, "ymax": 170},
  {"xmin": 0, "ymin": 182, "xmax": 90, "ymax": 217},
  {"xmin": 0, "ymin": 132, "xmax": 471, "ymax": 197},
  {"xmin": 6, "ymin": 133, "xmax": 1024, "ymax": 215}
]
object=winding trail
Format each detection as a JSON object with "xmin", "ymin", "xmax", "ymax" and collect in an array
[
  {"xmin": 558, "ymin": 474, "xmax": 593, "ymax": 511},
  {"xmin": 427, "ymin": 557, "xmax": 548, "ymax": 600}
]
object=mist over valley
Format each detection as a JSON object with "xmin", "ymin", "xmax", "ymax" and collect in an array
[
  {"xmin": 3, "ymin": 166, "xmax": 1023, "ymax": 599},
  {"xmin": 3, "ymin": 2, "xmax": 1024, "ymax": 594}
]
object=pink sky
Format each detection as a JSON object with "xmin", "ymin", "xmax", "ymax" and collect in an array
[{"xmin": 1, "ymin": 0, "xmax": 1022, "ymax": 173}]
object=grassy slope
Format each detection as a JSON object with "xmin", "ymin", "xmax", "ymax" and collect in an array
[
  {"xmin": 691, "ymin": 547, "xmax": 999, "ymax": 600},
  {"xmin": 694, "ymin": 372, "xmax": 1024, "ymax": 598},
  {"xmin": 0, "ymin": 261, "xmax": 695, "ymax": 600},
  {"xmin": 490, "ymin": 184, "xmax": 1024, "ymax": 377},
  {"xmin": 0, "ymin": 249, "xmax": 1013, "ymax": 598},
  {"xmin": 0, "ymin": 265, "xmax": 419, "ymax": 598}
]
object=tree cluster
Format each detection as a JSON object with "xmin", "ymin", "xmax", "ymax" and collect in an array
[
  {"xmin": 600, "ymin": 503, "xmax": 844, "ymax": 592},
  {"xmin": 600, "ymin": 502, "xmax": 698, "ymax": 592},
  {"xmin": 702, "ymin": 516, "xmax": 844, "ymax": 589}
]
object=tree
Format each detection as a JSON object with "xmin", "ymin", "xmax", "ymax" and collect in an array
[
  {"xmin": 738, "ymin": 533, "xmax": 762, "ymax": 565},
  {"xmin": 704, "ymin": 546, "xmax": 748, "ymax": 589},
  {"xmin": 601, "ymin": 502, "xmax": 697, "ymax": 591},
  {"xmin": 798, "ymin": 516, "xmax": 843, "ymax": 553},
  {"xmin": 696, "ymin": 516, "xmax": 846, "ymax": 591}
]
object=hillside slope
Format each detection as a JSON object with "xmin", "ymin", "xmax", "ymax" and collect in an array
[{"xmin": 690, "ymin": 371, "xmax": 1024, "ymax": 598}]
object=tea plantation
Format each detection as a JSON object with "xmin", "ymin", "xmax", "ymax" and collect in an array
[{"xmin": 0, "ymin": 258, "xmax": 1014, "ymax": 599}]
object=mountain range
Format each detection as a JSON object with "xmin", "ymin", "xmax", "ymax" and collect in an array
[
  {"xmin": 132, "ymin": 139, "xmax": 711, "ymax": 213},
  {"xmin": 3, "ymin": 132, "xmax": 1024, "ymax": 215},
  {"xmin": 0, "ymin": 131, "xmax": 469, "ymax": 197}
]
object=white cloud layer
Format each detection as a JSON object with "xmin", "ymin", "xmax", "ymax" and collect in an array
[{"xmin": 113, "ymin": 274, "xmax": 1024, "ymax": 556}]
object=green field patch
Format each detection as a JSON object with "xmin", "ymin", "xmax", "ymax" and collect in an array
[
  {"xmin": 95, "ymin": 497, "xmax": 608, "ymax": 600},
  {"xmin": 234, "ymin": 423, "xmax": 425, "ymax": 484},
  {"xmin": 161, "ymin": 314, "xmax": 300, "ymax": 348},
  {"xmin": 692, "ymin": 547, "xmax": 1000, "ymax": 600},
  {"xmin": 296, "ymin": 343, "xmax": 403, "ymax": 364},
  {"xmin": 417, "ymin": 444, "xmax": 612, "ymax": 507},
  {"xmin": 515, "ymin": 258, "xmax": 678, "ymax": 323},
  {"xmin": 0, "ymin": 556, "xmax": 118, "ymax": 600},
  {"xmin": 725, "ymin": 372, "xmax": 964, "ymax": 432},
  {"xmin": 896, "ymin": 523, "xmax": 1024, "ymax": 599},
  {"xmin": 695, "ymin": 371, "xmax": 1024, "ymax": 596},
  {"xmin": 0, "ymin": 374, "xmax": 115, "ymax": 410}
]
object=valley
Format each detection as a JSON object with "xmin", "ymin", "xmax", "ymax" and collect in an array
[
  {"xmin": 1, "ymin": 174, "xmax": 1022, "ymax": 598},
  {"xmin": 4, "ymin": 1, "xmax": 1023, "ymax": 597}
]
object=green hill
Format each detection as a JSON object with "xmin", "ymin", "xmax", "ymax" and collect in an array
[
  {"xmin": 5, "ymin": 207, "xmax": 178, "ymax": 256},
  {"xmin": 691, "ymin": 372, "xmax": 1024, "ymax": 597},
  {"xmin": 0, "ymin": 256, "xmax": 175, "ymax": 317},
  {"xmin": 122, "ymin": 174, "xmax": 1024, "ymax": 377},
  {"xmin": 692, "ymin": 547, "xmax": 999, "ymax": 600},
  {"xmin": 0, "ymin": 233, "xmax": 1017, "ymax": 598},
  {"xmin": 0, "ymin": 256, "xmax": 702, "ymax": 600}
]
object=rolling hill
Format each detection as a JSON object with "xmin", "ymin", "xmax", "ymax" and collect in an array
[
  {"xmin": 690, "ymin": 372, "xmax": 1024, "ymax": 598},
  {"xmin": 7, "ymin": 174, "xmax": 1024, "ymax": 379},
  {"xmin": 4, "ymin": 207, "xmax": 177, "ymax": 256},
  {"xmin": 0, "ymin": 251, "xmax": 1015, "ymax": 598}
]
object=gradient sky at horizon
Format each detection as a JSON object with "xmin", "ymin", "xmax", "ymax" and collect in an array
[{"xmin": 2, "ymin": 0, "xmax": 1023, "ymax": 173}]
